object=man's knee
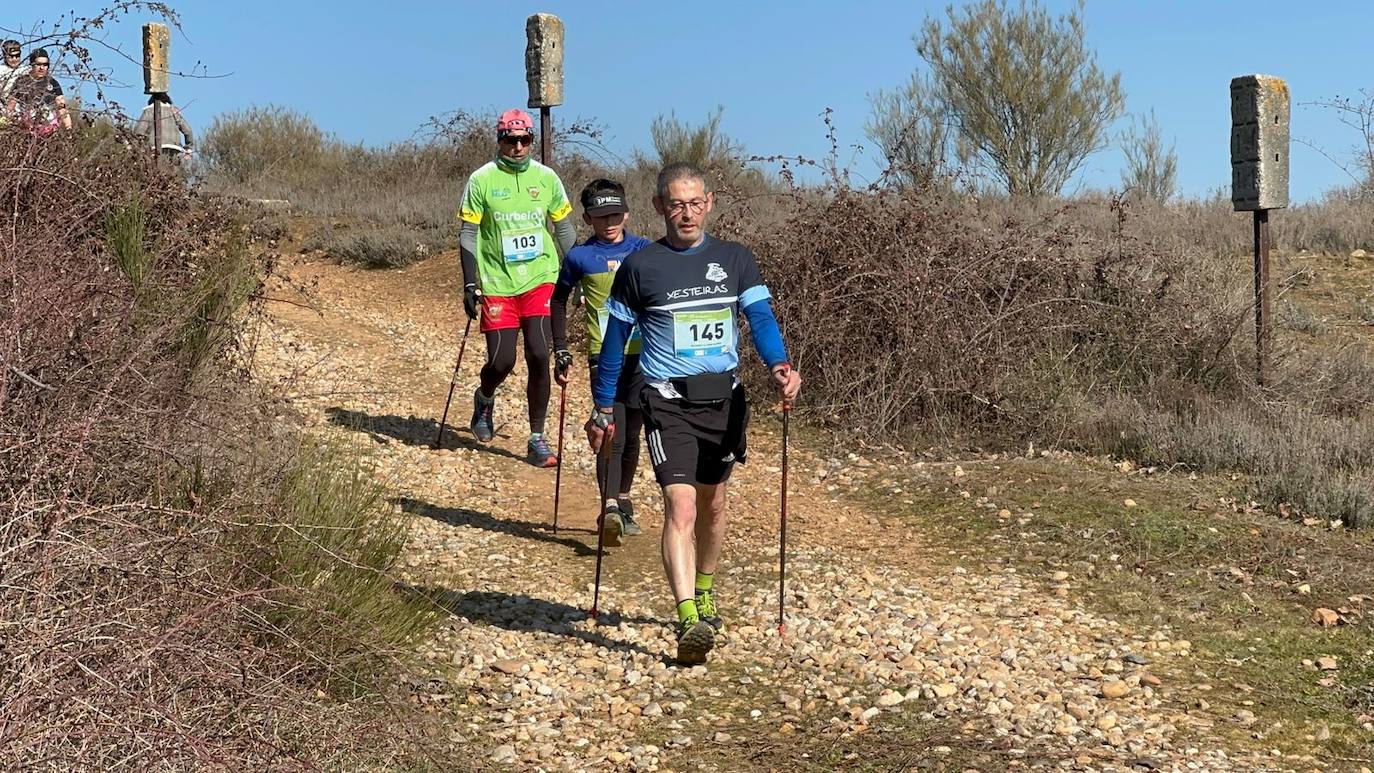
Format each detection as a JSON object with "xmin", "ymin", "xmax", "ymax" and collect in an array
[
  {"xmin": 662, "ymin": 484, "xmax": 697, "ymax": 528},
  {"xmin": 524, "ymin": 339, "xmax": 551, "ymax": 369}
]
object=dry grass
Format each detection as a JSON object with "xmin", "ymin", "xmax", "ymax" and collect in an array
[{"xmin": 0, "ymin": 122, "xmax": 453, "ymax": 768}]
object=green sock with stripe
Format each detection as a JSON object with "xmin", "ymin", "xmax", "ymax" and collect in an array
[
  {"xmin": 695, "ymin": 572, "xmax": 713, "ymax": 595},
  {"xmin": 676, "ymin": 598, "xmax": 699, "ymax": 626}
]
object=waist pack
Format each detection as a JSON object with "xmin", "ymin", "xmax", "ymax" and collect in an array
[{"xmin": 669, "ymin": 371, "xmax": 735, "ymax": 403}]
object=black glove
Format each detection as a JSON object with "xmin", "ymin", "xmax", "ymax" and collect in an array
[
  {"xmin": 463, "ymin": 283, "xmax": 482, "ymax": 320},
  {"xmin": 554, "ymin": 349, "xmax": 574, "ymax": 385},
  {"xmin": 585, "ymin": 408, "xmax": 616, "ymax": 451}
]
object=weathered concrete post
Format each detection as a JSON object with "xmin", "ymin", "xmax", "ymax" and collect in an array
[
  {"xmin": 142, "ymin": 23, "xmax": 171, "ymax": 165},
  {"xmin": 525, "ymin": 13, "xmax": 564, "ymax": 165},
  {"xmin": 1230, "ymin": 74, "xmax": 1290, "ymax": 386}
]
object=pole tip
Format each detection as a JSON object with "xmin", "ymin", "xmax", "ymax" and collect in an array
[{"xmin": 777, "ymin": 623, "xmax": 786, "ymax": 636}]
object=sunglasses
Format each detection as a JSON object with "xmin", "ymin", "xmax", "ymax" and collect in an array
[
  {"xmin": 3, "ymin": 52, "xmax": 19, "ymax": 58},
  {"xmin": 501, "ymin": 135, "xmax": 534, "ymax": 147},
  {"xmin": 32, "ymin": 61, "xmax": 50, "ymax": 67}
]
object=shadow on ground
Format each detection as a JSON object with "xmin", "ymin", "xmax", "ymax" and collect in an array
[
  {"xmin": 325, "ymin": 406, "xmax": 520, "ymax": 461},
  {"xmin": 403, "ymin": 586, "xmax": 666, "ymax": 659},
  {"xmin": 396, "ymin": 496, "xmax": 598, "ymax": 555}
]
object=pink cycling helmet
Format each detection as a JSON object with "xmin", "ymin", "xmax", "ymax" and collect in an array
[{"xmin": 496, "ymin": 108, "xmax": 534, "ymax": 136}]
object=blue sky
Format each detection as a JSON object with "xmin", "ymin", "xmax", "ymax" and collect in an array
[{"xmin": 6, "ymin": 0, "xmax": 1370, "ymax": 201}]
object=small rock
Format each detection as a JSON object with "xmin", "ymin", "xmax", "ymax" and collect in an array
[
  {"xmin": 1140, "ymin": 673, "xmax": 1162, "ymax": 687},
  {"xmin": 492, "ymin": 659, "xmax": 524, "ymax": 675},
  {"xmin": 877, "ymin": 690, "xmax": 905, "ymax": 707},
  {"xmin": 1312, "ymin": 607, "xmax": 1341, "ymax": 627},
  {"xmin": 859, "ymin": 707, "xmax": 882, "ymax": 723},
  {"xmin": 1318, "ymin": 656, "xmax": 1339, "ymax": 671},
  {"xmin": 1101, "ymin": 679, "xmax": 1130, "ymax": 699},
  {"xmin": 713, "ymin": 732, "xmax": 732, "ymax": 743},
  {"xmin": 488, "ymin": 745, "xmax": 517, "ymax": 763},
  {"xmin": 1352, "ymin": 249, "xmax": 1369, "ymax": 259},
  {"xmin": 1050, "ymin": 571, "xmax": 1070, "ymax": 582},
  {"xmin": 933, "ymin": 683, "xmax": 958, "ymax": 699},
  {"xmin": 1297, "ymin": 583, "xmax": 1312, "ymax": 595},
  {"xmin": 1123, "ymin": 499, "xmax": 1138, "ymax": 508}
]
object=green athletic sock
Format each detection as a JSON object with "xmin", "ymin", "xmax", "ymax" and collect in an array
[
  {"xmin": 676, "ymin": 599, "xmax": 699, "ymax": 625},
  {"xmin": 695, "ymin": 572, "xmax": 714, "ymax": 595}
]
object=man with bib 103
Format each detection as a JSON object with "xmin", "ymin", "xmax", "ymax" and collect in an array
[
  {"xmin": 458, "ymin": 108, "xmax": 577, "ymax": 467},
  {"xmin": 585, "ymin": 162, "xmax": 802, "ymax": 665}
]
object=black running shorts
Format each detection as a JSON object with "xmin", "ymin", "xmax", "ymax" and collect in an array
[{"xmin": 640, "ymin": 385, "xmax": 750, "ymax": 487}]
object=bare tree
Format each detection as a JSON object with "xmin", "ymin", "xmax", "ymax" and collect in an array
[
  {"xmin": 865, "ymin": 72, "xmax": 962, "ymax": 189},
  {"xmin": 908, "ymin": 0, "xmax": 1125, "ymax": 197},
  {"xmin": 1303, "ymin": 89, "xmax": 1374, "ymax": 197},
  {"xmin": 647, "ymin": 106, "xmax": 743, "ymax": 172},
  {"xmin": 1119, "ymin": 110, "xmax": 1178, "ymax": 202}
]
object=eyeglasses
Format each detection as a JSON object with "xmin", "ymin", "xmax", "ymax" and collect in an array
[
  {"xmin": 3, "ymin": 52, "xmax": 19, "ymax": 58},
  {"xmin": 501, "ymin": 134, "xmax": 534, "ymax": 147},
  {"xmin": 32, "ymin": 61, "xmax": 49, "ymax": 68},
  {"xmin": 665, "ymin": 199, "xmax": 708, "ymax": 216}
]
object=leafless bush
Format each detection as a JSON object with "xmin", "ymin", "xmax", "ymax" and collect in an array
[{"xmin": 0, "ymin": 124, "xmax": 450, "ymax": 767}]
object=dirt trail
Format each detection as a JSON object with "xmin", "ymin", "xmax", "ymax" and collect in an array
[{"xmin": 255, "ymin": 251, "xmax": 1287, "ymax": 771}]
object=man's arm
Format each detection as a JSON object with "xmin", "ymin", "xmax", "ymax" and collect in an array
[
  {"xmin": 553, "ymin": 215, "xmax": 576, "ymax": 255},
  {"xmin": 742, "ymin": 293, "xmax": 788, "ymax": 370},
  {"xmin": 459, "ymin": 222, "xmax": 479, "ymax": 287},
  {"xmin": 593, "ymin": 316, "xmax": 634, "ymax": 408},
  {"xmin": 174, "ymin": 108, "xmax": 193, "ymax": 149},
  {"xmin": 54, "ymin": 95, "xmax": 71, "ymax": 129}
]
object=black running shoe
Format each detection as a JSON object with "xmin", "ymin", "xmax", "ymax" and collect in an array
[
  {"xmin": 675, "ymin": 619, "xmax": 715, "ymax": 665},
  {"xmin": 617, "ymin": 497, "xmax": 642, "ymax": 536},
  {"xmin": 470, "ymin": 389, "xmax": 494, "ymax": 442},
  {"xmin": 600, "ymin": 504, "xmax": 623, "ymax": 547}
]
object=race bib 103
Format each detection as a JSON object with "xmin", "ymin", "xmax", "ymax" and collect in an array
[{"xmin": 502, "ymin": 231, "xmax": 543, "ymax": 263}]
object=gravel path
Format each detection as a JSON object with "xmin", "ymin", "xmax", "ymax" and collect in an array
[{"xmin": 253, "ymin": 253, "xmax": 1299, "ymax": 771}]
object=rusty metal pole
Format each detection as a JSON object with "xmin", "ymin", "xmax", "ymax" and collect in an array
[
  {"xmin": 143, "ymin": 23, "xmax": 171, "ymax": 166},
  {"xmin": 152, "ymin": 99, "xmax": 164, "ymax": 165},
  {"xmin": 540, "ymin": 106, "xmax": 552, "ymax": 165},
  {"xmin": 1253, "ymin": 209, "xmax": 1272, "ymax": 386}
]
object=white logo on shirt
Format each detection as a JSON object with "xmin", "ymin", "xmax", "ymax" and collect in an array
[{"xmin": 705, "ymin": 263, "xmax": 727, "ymax": 282}]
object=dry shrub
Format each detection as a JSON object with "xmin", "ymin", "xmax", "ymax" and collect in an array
[{"xmin": 0, "ymin": 124, "xmax": 449, "ymax": 767}]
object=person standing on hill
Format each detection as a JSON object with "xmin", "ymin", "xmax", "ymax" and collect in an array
[
  {"xmin": 6, "ymin": 49, "xmax": 71, "ymax": 134},
  {"xmin": 133, "ymin": 93, "xmax": 194, "ymax": 164},
  {"xmin": 551, "ymin": 179, "xmax": 652, "ymax": 545},
  {"xmin": 0, "ymin": 41, "xmax": 24, "ymax": 112},
  {"xmin": 584, "ymin": 162, "xmax": 802, "ymax": 664},
  {"xmin": 458, "ymin": 108, "xmax": 577, "ymax": 467}
]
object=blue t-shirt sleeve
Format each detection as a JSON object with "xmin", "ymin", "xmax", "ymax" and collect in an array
[
  {"xmin": 558, "ymin": 246, "xmax": 588, "ymax": 288},
  {"xmin": 743, "ymin": 296, "xmax": 788, "ymax": 369}
]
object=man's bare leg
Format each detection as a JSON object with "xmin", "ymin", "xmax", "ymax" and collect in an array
[
  {"xmin": 661, "ymin": 483, "xmax": 699, "ymax": 604},
  {"xmin": 694, "ymin": 482, "xmax": 727, "ymax": 576}
]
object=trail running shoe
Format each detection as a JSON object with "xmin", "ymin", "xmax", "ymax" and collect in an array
[
  {"xmin": 600, "ymin": 503, "xmax": 623, "ymax": 547},
  {"xmin": 695, "ymin": 589, "xmax": 723, "ymax": 632},
  {"xmin": 675, "ymin": 619, "xmax": 715, "ymax": 665},
  {"xmin": 527, "ymin": 433, "xmax": 558, "ymax": 468},
  {"xmin": 617, "ymin": 498, "xmax": 643, "ymax": 536},
  {"xmin": 470, "ymin": 389, "xmax": 495, "ymax": 442}
]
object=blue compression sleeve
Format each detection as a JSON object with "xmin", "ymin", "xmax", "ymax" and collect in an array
[
  {"xmin": 593, "ymin": 317, "xmax": 633, "ymax": 408},
  {"xmin": 743, "ymin": 298, "xmax": 789, "ymax": 369}
]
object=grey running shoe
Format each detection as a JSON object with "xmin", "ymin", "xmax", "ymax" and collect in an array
[
  {"xmin": 675, "ymin": 620, "xmax": 715, "ymax": 665},
  {"xmin": 470, "ymin": 389, "xmax": 494, "ymax": 442},
  {"xmin": 527, "ymin": 433, "xmax": 558, "ymax": 468},
  {"xmin": 600, "ymin": 503, "xmax": 623, "ymax": 547},
  {"xmin": 617, "ymin": 497, "xmax": 642, "ymax": 536}
]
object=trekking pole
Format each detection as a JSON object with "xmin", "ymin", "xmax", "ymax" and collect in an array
[
  {"xmin": 778, "ymin": 403, "xmax": 791, "ymax": 635},
  {"xmin": 551, "ymin": 383, "xmax": 568, "ymax": 532},
  {"xmin": 589, "ymin": 427, "xmax": 615, "ymax": 620},
  {"xmin": 433, "ymin": 318, "xmax": 473, "ymax": 449}
]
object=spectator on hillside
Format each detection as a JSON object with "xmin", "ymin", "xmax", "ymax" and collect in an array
[
  {"xmin": 0, "ymin": 41, "xmax": 23, "ymax": 108},
  {"xmin": 6, "ymin": 49, "xmax": 71, "ymax": 135},
  {"xmin": 133, "ymin": 93, "xmax": 193, "ymax": 164}
]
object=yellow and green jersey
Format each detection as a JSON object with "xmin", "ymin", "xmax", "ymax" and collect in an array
[
  {"xmin": 557, "ymin": 234, "xmax": 652, "ymax": 355},
  {"xmin": 458, "ymin": 159, "xmax": 573, "ymax": 297}
]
